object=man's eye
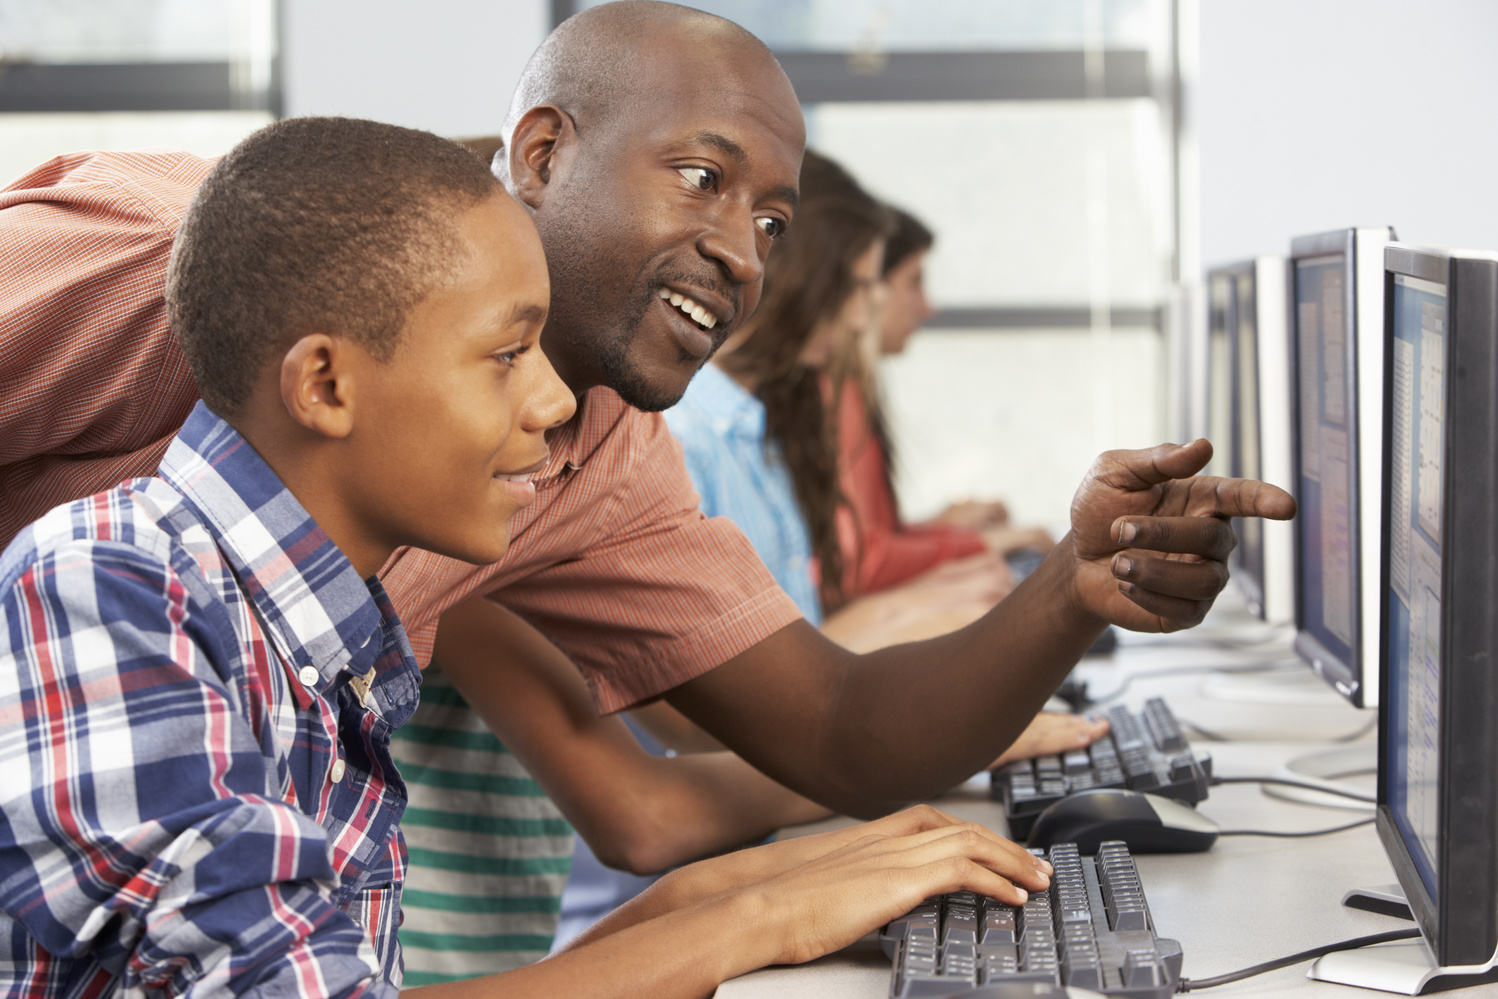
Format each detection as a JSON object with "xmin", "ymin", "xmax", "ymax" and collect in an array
[
  {"xmin": 755, "ymin": 216, "xmax": 786, "ymax": 239},
  {"xmin": 678, "ymin": 167, "xmax": 717, "ymax": 191}
]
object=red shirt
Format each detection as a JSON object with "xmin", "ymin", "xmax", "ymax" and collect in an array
[
  {"xmin": 0, "ymin": 149, "xmax": 802, "ymax": 712},
  {"xmin": 835, "ymin": 379, "xmax": 985, "ymax": 596}
]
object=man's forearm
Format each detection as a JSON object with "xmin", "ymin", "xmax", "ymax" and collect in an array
[
  {"xmin": 669, "ymin": 441, "xmax": 1295, "ymax": 817},
  {"xmin": 668, "ymin": 538, "xmax": 1103, "ymax": 817}
]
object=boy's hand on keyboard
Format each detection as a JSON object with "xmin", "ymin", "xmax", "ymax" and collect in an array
[
  {"xmin": 989, "ymin": 712, "xmax": 1109, "ymax": 768},
  {"xmin": 662, "ymin": 804, "xmax": 1034, "ymax": 904},
  {"xmin": 747, "ymin": 813, "xmax": 1053, "ymax": 965},
  {"xmin": 1066, "ymin": 438, "xmax": 1296, "ymax": 632}
]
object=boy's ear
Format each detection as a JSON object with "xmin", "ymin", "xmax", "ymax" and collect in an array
[
  {"xmin": 280, "ymin": 334, "xmax": 356, "ymax": 439},
  {"xmin": 506, "ymin": 104, "xmax": 578, "ymax": 211}
]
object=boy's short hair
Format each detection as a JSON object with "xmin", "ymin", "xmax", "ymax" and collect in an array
[{"xmin": 167, "ymin": 116, "xmax": 501, "ymax": 416}]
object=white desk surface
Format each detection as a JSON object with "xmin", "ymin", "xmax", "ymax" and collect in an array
[{"xmin": 715, "ymin": 603, "xmax": 1498, "ymax": 998}]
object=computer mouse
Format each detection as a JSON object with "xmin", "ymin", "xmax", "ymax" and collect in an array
[
  {"xmin": 1026, "ymin": 788, "xmax": 1219, "ymax": 854},
  {"xmin": 945, "ymin": 983, "xmax": 1105, "ymax": 999}
]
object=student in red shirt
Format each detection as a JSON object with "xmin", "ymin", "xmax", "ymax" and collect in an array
[{"xmin": 835, "ymin": 205, "xmax": 1059, "ymax": 603}]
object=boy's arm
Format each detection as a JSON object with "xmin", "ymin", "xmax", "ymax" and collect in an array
[
  {"xmin": 0, "ymin": 540, "xmax": 390, "ymax": 999},
  {"xmin": 407, "ymin": 806, "xmax": 1053, "ymax": 999},
  {"xmin": 432, "ymin": 598, "xmax": 830, "ymax": 875}
]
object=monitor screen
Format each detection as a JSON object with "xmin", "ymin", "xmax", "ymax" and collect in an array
[
  {"xmin": 1383, "ymin": 271, "xmax": 1447, "ymax": 905},
  {"xmin": 1293, "ymin": 252, "xmax": 1359, "ymax": 681}
]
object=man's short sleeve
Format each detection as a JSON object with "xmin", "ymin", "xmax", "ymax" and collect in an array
[
  {"xmin": 0, "ymin": 150, "xmax": 210, "ymax": 548},
  {"xmin": 381, "ymin": 392, "xmax": 804, "ymax": 714}
]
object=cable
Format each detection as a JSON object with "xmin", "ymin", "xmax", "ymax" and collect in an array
[
  {"xmin": 1210, "ymin": 775, "xmax": 1375, "ymax": 804},
  {"xmin": 1217, "ymin": 816, "xmax": 1375, "ymax": 838},
  {"xmin": 1176, "ymin": 927, "xmax": 1423, "ymax": 991}
]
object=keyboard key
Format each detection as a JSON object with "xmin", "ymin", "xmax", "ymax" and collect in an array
[
  {"xmin": 1124, "ymin": 948, "xmax": 1166, "ymax": 987},
  {"xmin": 980, "ymin": 908, "xmax": 1018, "ymax": 944},
  {"xmin": 943, "ymin": 904, "xmax": 978, "ymax": 946},
  {"xmin": 1168, "ymin": 753, "xmax": 1198, "ymax": 783}
]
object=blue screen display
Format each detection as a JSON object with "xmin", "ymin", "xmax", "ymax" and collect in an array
[{"xmin": 1384, "ymin": 273, "xmax": 1447, "ymax": 903}]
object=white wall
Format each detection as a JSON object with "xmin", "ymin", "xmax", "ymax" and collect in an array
[
  {"xmin": 282, "ymin": 0, "xmax": 548, "ymax": 138},
  {"xmin": 1198, "ymin": 0, "xmax": 1498, "ymax": 266}
]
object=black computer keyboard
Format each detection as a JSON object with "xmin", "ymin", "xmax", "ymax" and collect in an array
[
  {"xmin": 992, "ymin": 697, "xmax": 1212, "ymax": 839},
  {"xmin": 880, "ymin": 841, "xmax": 1183, "ymax": 998}
]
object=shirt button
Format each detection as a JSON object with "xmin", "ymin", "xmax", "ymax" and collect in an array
[
  {"xmin": 330, "ymin": 759, "xmax": 347, "ymax": 783},
  {"xmin": 298, "ymin": 665, "xmax": 319, "ymax": 687}
]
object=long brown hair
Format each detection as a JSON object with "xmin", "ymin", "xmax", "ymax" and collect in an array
[
  {"xmin": 863, "ymin": 205, "xmax": 936, "ymax": 519},
  {"xmin": 716, "ymin": 151, "xmax": 891, "ymax": 610}
]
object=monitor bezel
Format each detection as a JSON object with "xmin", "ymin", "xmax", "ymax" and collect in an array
[
  {"xmin": 1288, "ymin": 228, "xmax": 1364, "ymax": 701},
  {"xmin": 1376, "ymin": 244, "xmax": 1498, "ymax": 969},
  {"xmin": 1207, "ymin": 258, "xmax": 1266, "ymax": 613}
]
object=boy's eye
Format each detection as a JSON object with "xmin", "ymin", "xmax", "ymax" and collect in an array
[
  {"xmin": 495, "ymin": 344, "xmax": 530, "ymax": 368},
  {"xmin": 755, "ymin": 216, "xmax": 786, "ymax": 239},
  {"xmin": 678, "ymin": 167, "xmax": 717, "ymax": 191}
]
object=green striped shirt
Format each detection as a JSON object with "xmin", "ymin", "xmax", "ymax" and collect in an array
[{"xmin": 392, "ymin": 668, "xmax": 575, "ymax": 985}]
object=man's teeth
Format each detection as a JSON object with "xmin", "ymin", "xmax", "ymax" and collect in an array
[{"xmin": 657, "ymin": 287, "xmax": 718, "ymax": 329}]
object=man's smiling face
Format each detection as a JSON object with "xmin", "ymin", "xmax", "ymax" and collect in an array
[{"xmin": 523, "ymin": 22, "xmax": 805, "ymax": 412}]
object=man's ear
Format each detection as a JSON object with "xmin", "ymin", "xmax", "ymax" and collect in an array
[
  {"xmin": 506, "ymin": 104, "xmax": 578, "ymax": 211},
  {"xmin": 280, "ymin": 333, "xmax": 356, "ymax": 439}
]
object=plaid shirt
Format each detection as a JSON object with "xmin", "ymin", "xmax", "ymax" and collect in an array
[{"xmin": 0, "ymin": 402, "xmax": 420, "ymax": 999}]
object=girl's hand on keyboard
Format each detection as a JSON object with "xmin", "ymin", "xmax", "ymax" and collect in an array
[
  {"xmin": 989, "ymin": 712, "xmax": 1110, "ymax": 768},
  {"xmin": 746, "ymin": 814, "xmax": 1054, "ymax": 965}
]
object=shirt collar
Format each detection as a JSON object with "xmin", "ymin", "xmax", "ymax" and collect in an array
[
  {"xmin": 677, "ymin": 362, "xmax": 766, "ymax": 438},
  {"xmin": 537, "ymin": 384, "xmax": 681, "ymax": 481},
  {"xmin": 159, "ymin": 402, "xmax": 389, "ymax": 690}
]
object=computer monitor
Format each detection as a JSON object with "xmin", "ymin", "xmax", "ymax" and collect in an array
[
  {"xmin": 1206, "ymin": 258, "xmax": 1293, "ymax": 624},
  {"xmin": 1205, "ymin": 272, "xmax": 1234, "ymax": 480},
  {"xmin": 1310, "ymin": 244, "xmax": 1498, "ymax": 993},
  {"xmin": 1289, "ymin": 227, "xmax": 1393, "ymax": 707}
]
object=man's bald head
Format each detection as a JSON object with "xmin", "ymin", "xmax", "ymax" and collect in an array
[{"xmin": 501, "ymin": 1, "xmax": 779, "ymax": 152}]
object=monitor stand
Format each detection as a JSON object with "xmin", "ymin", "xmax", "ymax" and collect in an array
[
  {"xmin": 1342, "ymin": 884, "xmax": 1414, "ymax": 921},
  {"xmin": 1199, "ymin": 663, "xmax": 1346, "ymax": 706},
  {"xmin": 1261, "ymin": 743, "xmax": 1377, "ymax": 811},
  {"xmin": 1310, "ymin": 888, "xmax": 1498, "ymax": 994}
]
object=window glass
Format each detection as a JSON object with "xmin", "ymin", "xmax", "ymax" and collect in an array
[
  {"xmin": 0, "ymin": 0, "xmax": 269, "ymax": 63},
  {"xmin": 808, "ymin": 99, "xmax": 1170, "ymax": 308},
  {"xmin": 575, "ymin": 0, "xmax": 1160, "ymax": 52}
]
